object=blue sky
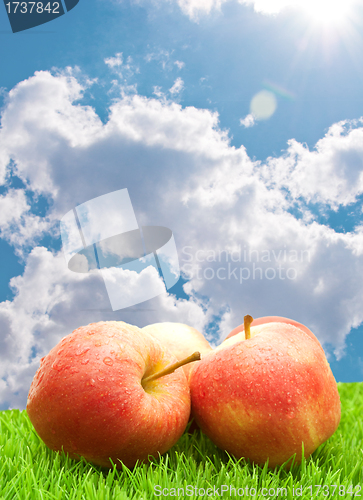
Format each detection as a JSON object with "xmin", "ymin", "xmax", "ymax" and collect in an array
[{"xmin": 1, "ymin": 0, "xmax": 363, "ymax": 409}]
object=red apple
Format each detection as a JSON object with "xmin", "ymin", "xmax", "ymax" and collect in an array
[
  {"xmin": 27, "ymin": 321, "xmax": 196, "ymax": 468},
  {"xmin": 225, "ymin": 316, "xmax": 318, "ymax": 344},
  {"xmin": 190, "ymin": 316, "xmax": 341, "ymax": 468},
  {"xmin": 142, "ymin": 322, "xmax": 212, "ymax": 381}
]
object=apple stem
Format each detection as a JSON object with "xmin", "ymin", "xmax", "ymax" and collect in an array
[
  {"xmin": 244, "ymin": 315, "xmax": 254, "ymax": 340},
  {"xmin": 142, "ymin": 351, "xmax": 201, "ymax": 385}
]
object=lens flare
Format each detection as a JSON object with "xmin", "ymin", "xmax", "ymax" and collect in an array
[{"xmin": 250, "ymin": 90, "xmax": 277, "ymax": 120}]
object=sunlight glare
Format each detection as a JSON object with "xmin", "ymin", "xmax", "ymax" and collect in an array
[
  {"xmin": 251, "ymin": 0, "xmax": 357, "ymax": 26},
  {"xmin": 295, "ymin": 0, "xmax": 356, "ymax": 26}
]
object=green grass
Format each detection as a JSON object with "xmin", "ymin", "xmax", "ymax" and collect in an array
[{"xmin": 0, "ymin": 383, "xmax": 362, "ymax": 500}]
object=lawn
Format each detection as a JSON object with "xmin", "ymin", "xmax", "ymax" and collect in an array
[{"xmin": 0, "ymin": 382, "xmax": 362, "ymax": 500}]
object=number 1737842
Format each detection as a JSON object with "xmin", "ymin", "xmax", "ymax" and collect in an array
[{"xmin": 5, "ymin": 2, "xmax": 60, "ymax": 14}]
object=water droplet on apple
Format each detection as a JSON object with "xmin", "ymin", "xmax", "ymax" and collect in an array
[
  {"xmin": 90, "ymin": 378, "xmax": 96, "ymax": 386},
  {"xmin": 51, "ymin": 361, "xmax": 63, "ymax": 371},
  {"xmin": 103, "ymin": 357, "xmax": 113, "ymax": 366},
  {"xmin": 81, "ymin": 359, "xmax": 90, "ymax": 365},
  {"xmin": 97, "ymin": 375, "xmax": 105, "ymax": 382},
  {"xmin": 287, "ymin": 411, "xmax": 295, "ymax": 419},
  {"xmin": 76, "ymin": 347, "xmax": 90, "ymax": 356}
]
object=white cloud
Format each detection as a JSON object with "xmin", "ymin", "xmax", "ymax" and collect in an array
[
  {"xmin": 175, "ymin": 0, "xmax": 224, "ymax": 20},
  {"xmin": 104, "ymin": 53, "xmax": 138, "ymax": 84},
  {"xmin": 262, "ymin": 119, "xmax": 363, "ymax": 208},
  {"xmin": 145, "ymin": 49, "xmax": 172, "ymax": 70},
  {"xmin": 239, "ymin": 0, "xmax": 359, "ymax": 17},
  {"xmin": 240, "ymin": 113, "xmax": 256, "ymax": 128},
  {"xmin": 2, "ymin": 69, "xmax": 363, "ymax": 408},
  {"xmin": 106, "ymin": 93, "xmax": 227, "ymax": 155},
  {"xmin": 145, "ymin": 49, "xmax": 185, "ymax": 73},
  {"xmin": 174, "ymin": 60, "xmax": 185, "ymax": 70},
  {"xmin": 0, "ymin": 189, "xmax": 51, "ymax": 250},
  {"xmin": 169, "ymin": 77, "xmax": 185, "ymax": 96},
  {"xmin": 0, "ymin": 189, "xmax": 30, "ymax": 229},
  {"xmin": 238, "ymin": 0, "xmax": 291, "ymax": 14},
  {"xmin": 153, "ymin": 85, "xmax": 164, "ymax": 98},
  {"xmin": 0, "ymin": 70, "xmax": 103, "ymax": 197},
  {"xmin": 104, "ymin": 52, "xmax": 124, "ymax": 68},
  {"xmin": 101, "ymin": 265, "xmax": 166, "ymax": 310},
  {"xmin": 156, "ymin": 0, "xmax": 358, "ymax": 20}
]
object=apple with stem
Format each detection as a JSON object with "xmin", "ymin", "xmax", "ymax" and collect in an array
[
  {"xmin": 27, "ymin": 321, "xmax": 200, "ymax": 468},
  {"xmin": 224, "ymin": 315, "xmax": 319, "ymax": 345},
  {"xmin": 142, "ymin": 322, "xmax": 212, "ymax": 381},
  {"xmin": 142, "ymin": 322, "xmax": 212, "ymax": 432},
  {"xmin": 190, "ymin": 315, "xmax": 341, "ymax": 468}
]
